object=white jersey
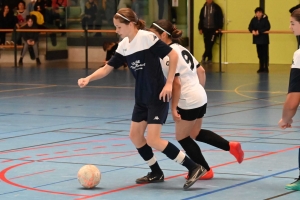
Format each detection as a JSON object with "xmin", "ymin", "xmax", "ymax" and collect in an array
[{"xmin": 161, "ymin": 43, "xmax": 207, "ymax": 109}]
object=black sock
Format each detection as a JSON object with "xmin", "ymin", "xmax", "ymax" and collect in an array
[
  {"xmin": 137, "ymin": 144, "xmax": 162, "ymax": 174},
  {"xmin": 196, "ymin": 129, "xmax": 230, "ymax": 151},
  {"xmin": 162, "ymin": 142, "xmax": 197, "ymax": 171},
  {"xmin": 178, "ymin": 136, "xmax": 210, "ymax": 171}
]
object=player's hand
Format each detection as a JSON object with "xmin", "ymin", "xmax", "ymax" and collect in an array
[
  {"xmin": 159, "ymin": 83, "xmax": 172, "ymax": 102},
  {"xmin": 278, "ymin": 118, "xmax": 293, "ymax": 129},
  {"xmin": 172, "ymin": 109, "xmax": 181, "ymax": 122},
  {"xmin": 78, "ymin": 77, "xmax": 90, "ymax": 88}
]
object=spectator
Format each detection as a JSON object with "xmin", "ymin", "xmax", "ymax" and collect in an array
[
  {"xmin": 103, "ymin": 41, "xmax": 118, "ymax": 63},
  {"xmin": 52, "ymin": 0, "xmax": 67, "ymax": 33},
  {"xmin": 81, "ymin": 0, "xmax": 97, "ymax": 34},
  {"xmin": 79, "ymin": 0, "xmax": 86, "ymax": 16},
  {"xmin": 18, "ymin": 14, "xmax": 41, "ymax": 66},
  {"xmin": 117, "ymin": 0, "xmax": 131, "ymax": 9},
  {"xmin": 248, "ymin": 7, "xmax": 271, "ymax": 73},
  {"xmin": 27, "ymin": 0, "xmax": 36, "ymax": 13},
  {"xmin": 11, "ymin": 1, "xmax": 28, "ymax": 45},
  {"xmin": 198, "ymin": 0, "xmax": 223, "ymax": 64},
  {"xmin": 0, "ymin": 5, "xmax": 17, "ymax": 45}
]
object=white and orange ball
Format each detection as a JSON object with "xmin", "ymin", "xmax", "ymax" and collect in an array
[{"xmin": 77, "ymin": 165, "xmax": 101, "ymax": 188}]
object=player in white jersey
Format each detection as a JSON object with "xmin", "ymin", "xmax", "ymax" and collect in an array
[
  {"xmin": 150, "ymin": 19, "xmax": 244, "ymax": 180},
  {"xmin": 78, "ymin": 8, "xmax": 206, "ymax": 189},
  {"xmin": 278, "ymin": 8, "xmax": 300, "ymax": 191}
]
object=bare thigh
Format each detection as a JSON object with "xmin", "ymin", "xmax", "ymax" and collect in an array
[
  {"xmin": 190, "ymin": 118, "xmax": 203, "ymax": 139},
  {"xmin": 175, "ymin": 119, "xmax": 196, "ymax": 141}
]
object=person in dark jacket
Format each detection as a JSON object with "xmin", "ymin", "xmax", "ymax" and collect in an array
[
  {"xmin": 0, "ymin": 5, "xmax": 17, "ymax": 44},
  {"xmin": 82, "ymin": 0, "xmax": 97, "ymax": 32},
  {"xmin": 198, "ymin": 0, "xmax": 223, "ymax": 63},
  {"xmin": 248, "ymin": 7, "xmax": 271, "ymax": 73},
  {"xmin": 19, "ymin": 15, "xmax": 41, "ymax": 66},
  {"xmin": 290, "ymin": 4, "xmax": 300, "ymax": 48}
]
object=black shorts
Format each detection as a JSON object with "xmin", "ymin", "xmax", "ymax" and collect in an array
[
  {"xmin": 177, "ymin": 103, "xmax": 207, "ymax": 121},
  {"xmin": 132, "ymin": 101, "xmax": 169, "ymax": 124}
]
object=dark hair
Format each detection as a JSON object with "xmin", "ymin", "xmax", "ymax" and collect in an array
[
  {"xmin": 290, "ymin": 4, "xmax": 300, "ymax": 14},
  {"xmin": 254, "ymin": 7, "xmax": 264, "ymax": 14},
  {"xmin": 26, "ymin": 15, "xmax": 37, "ymax": 25},
  {"xmin": 103, "ymin": 41, "xmax": 115, "ymax": 51},
  {"xmin": 114, "ymin": 8, "xmax": 145, "ymax": 30},
  {"xmin": 291, "ymin": 8, "xmax": 300, "ymax": 23},
  {"xmin": 150, "ymin": 19, "xmax": 183, "ymax": 43},
  {"xmin": 18, "ymin": 1, "xmax": 26, "ymax": 9}
]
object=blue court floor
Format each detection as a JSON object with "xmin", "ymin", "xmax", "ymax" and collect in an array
[{"xmin": 0, "ymin": 62, "xmax": 299, "ymax": 200}]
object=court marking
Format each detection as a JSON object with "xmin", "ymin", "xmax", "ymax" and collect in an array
[
  {"xmin": 264, "ymin": 191, "xmax": 298, "ymax": 200},
  {"xmin": 182, "ymin": 167, "xmax": 298, "ymax": 200}
]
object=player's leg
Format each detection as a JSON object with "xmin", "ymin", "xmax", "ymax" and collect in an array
[
  {"xmin": 190, "ymin": 106, "xmax": 244, "ymax": 164},
  {"xmin": 130, "ymin": 103, "xmax": 164, "ymax": 184},
  {"xmin": 285, "ymin": 148, "xmax": 300, "ymax": 191},
  {"xmin": 144, "ymin": 102, "xmax": 206, "ymax": 189}
]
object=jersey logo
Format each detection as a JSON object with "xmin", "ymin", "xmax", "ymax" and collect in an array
[
  {"xmin": 153, "ymin": 35, "xmax": 157, "ymax": 41},
  {"xmin": 130, "ymin": 60, "xmax": 145, "ymax": 71},
  {"xmin": 153, "ymin": 116, "xmax": 160, "ymax": 120}
]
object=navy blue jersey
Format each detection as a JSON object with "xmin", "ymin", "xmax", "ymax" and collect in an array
[
  {"xmin": 108, "ymin": 30, "xmax": 172, "ymax": 104},
  {"xmin": 289, "ymin": 49, "xmax": 300, "ymax": 93}
]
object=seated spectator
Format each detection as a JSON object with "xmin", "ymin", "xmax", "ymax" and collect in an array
[
  {"xmin": 12, "ymin": 1, "xmax": 28, "ymax": 45},
  {"xmin": 18, "ymin": 15, "xmax": 41, "ymax": 66},
  {"xmin": 82, "ymin": 0, "xmax": 97, "ymax": 34},
  {"xmin": 52, "ymin": 0, "xmax": 67, "ymax": 33},
  {"xmin": 103, "ymin": 41, "xmax": 127, "ymax": 68},
  {"xmin": 0, "ymin": 5, "xmax": 17, "ymax": 45},
  {"xmin": 103, "ymin": 41, "xmax": 118, "ymax": 63}
]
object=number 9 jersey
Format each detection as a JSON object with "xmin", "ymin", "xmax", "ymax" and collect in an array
[{"xmin": 161, "ymin": 43, "xmax": 207, "ymax": 109}]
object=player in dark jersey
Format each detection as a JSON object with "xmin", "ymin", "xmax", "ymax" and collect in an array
[
  {"xmin": 278, "ymin": 8, "xmax": 300, "ymax": 191},
  {"xmin": 78, "ymin": 8, "xmax": 206, "ymax": 189},
  {"xmin": 149, "ymin": 19, "xmax": 244, "ymax": 180}
]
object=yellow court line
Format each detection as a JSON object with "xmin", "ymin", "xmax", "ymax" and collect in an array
[
  {"xmin": 0, "ymin": 85, "xmax": 57, "ymax": 93},
  {"xmin": 234, "ymin": 83, "xmax": 284, "ymax": 103}
]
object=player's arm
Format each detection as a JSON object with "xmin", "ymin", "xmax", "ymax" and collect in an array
[
  {"xmin": 197, "ymin": 65, "xmax": 206, "ymax": 87},
  {"xmin": 281, "ymin": 93, "xmax": 300, "ymax": 124},
  {"xmin": 78, "ymin": 64, "xmax": 114, "ymax": 88},
  {"xmin": 171, "ymin": 76, "xmax": 181, "ymax": 122},
  {"xmin": 160, "ymin": 49, "xmax": 178, "ymax": 102}
]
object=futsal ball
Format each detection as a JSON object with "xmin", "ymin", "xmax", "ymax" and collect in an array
[{"xmin": 77, "ymin": 165, "xmax": 101, "ymax": 188}]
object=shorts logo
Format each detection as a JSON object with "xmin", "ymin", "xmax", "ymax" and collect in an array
[{"xmin": 154, "ymin": 116, "xmax": 160, "ymax": 120}]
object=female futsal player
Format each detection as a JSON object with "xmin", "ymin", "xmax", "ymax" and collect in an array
[
  {"xmin": 78, "ymin": 8, "xmax": 206, "ymax": 189},
  {"xmin": 149, "ymin": 19, "xmax": 244, "ymax": 180},
  {"xmin": 278, "ymin": 8, "xmax": 300, "ymax": 191}
]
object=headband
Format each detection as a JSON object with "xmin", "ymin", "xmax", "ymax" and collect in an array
[
  {"xmin": 152, "ymin": 23, "xmax": 171, "ymax": 36},
  {"xmin": 116, "ymin": 13, "xmax": 131, "ymax": 22}
]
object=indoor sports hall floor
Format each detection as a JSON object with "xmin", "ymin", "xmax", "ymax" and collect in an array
[{"xmin": 0, "ymin": 62, "xmax": 299, "ymax": 200}]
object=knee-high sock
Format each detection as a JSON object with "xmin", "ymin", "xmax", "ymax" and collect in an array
[
  {"xmin": 162, "ymin": 141, "xmax": 197, "ymax": 171},
  {"xmin": 137, "ymin": 144, "xmax": 162, "ymax": 174},
  {"xmin": 196, "ymin": 129, "xmax": 230, "ymax": 151},
  {"xmin": 179, "ymin": 136, "xmax": 210, "ymax": 171}
]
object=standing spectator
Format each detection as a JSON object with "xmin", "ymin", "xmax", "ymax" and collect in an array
[
  {"xmin": 18, "ymin": 14, "xmax": 41, "ymax": 66},
  {"xmin": 0, "ymin": 5, "xmax": 17, "ymax": 45},
  {"xmin": 81, "ymin": 0, "xmax": 97, "ymax": 34},
  {"xmin": 248, "ymin": 7, "xmax": 271, "ymax": 73},
  {"xmin": 198, "ymin": 0, "xmax": 223, "ymax": 64}
]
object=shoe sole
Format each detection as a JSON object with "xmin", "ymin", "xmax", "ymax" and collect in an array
[
  {"xmin": 136, "ymin": 179, "xmax": 164, "ymax": 184},
  {"xmin": 183, "ymin": 168, "xmax": 207, "ymax": 190}
]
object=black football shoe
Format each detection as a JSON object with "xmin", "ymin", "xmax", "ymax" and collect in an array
[{"xmin": 136, "ymin": 172, "xmax": 164, "ymax": 184}]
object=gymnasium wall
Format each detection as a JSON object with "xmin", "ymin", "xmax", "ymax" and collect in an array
[{"xmin": 193, "ymin": 0, "xmax": 300, "ymax": 64}]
